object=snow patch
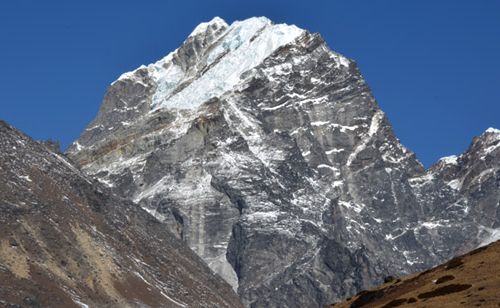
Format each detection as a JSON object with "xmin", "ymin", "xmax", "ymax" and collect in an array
[
  {"xmin": 311, "ymin": 121, "xmax": 330, "ymax": 127},
  {"xmin": 470, "ymin": 168, "xmax": 495, "ymax": 184},
  {"xmin": 73, "ymin": 141, "xmax": 83, "ymax": 151},
  {"xmin": 402, "ymin": 250, "xmax": 419, "ymax": 266},
  {"xmin": 478, "ymin": 227, "xmax": 500, "ymax": 247},
  {"xmin": 188, "ymin": 16, "xmax": 228, "ymax": 38},
  {"xmin": 421, "ymin": 221, "xmax": 444, "ymax": 229},
  {"xmin": 134, "ymin": 175, "xmax": 172, "ymax": 203},
  {"xmin": 331, "ymin": 53, "xmax": 350, "ymax": 68},
  {"xmin": 346, "ymin": 110, "xmax": 384, "ymax": 166},
  {"xmin": 152, "ymin": 17, "xmax": 303, "ymax": 110},
  {"xmin": 339, "ymin": 200, "xmax": 364, "ymax": 213},
  {"xmin": 18, "ymin": 175, "xmax": 32, "ymax": 182},
  {"xmin": 483, "ymin": 143, "xmax": 499, "ymax": 157},
  {"xmin": 408, "ymin": 173, "xmax": 434, "ymax": 187},
  {"xmin": 317, "ymin": 164, "xmax": 338, "ymax": 172},
  {"xmin": 133, "ymin": 271, "xmax": 151, "ymax": 286},
  {"xmin": 262, "ymin": 101, "xmax": 291, "ymax": 111},
  {"xmin": 73, "ymin": 299, "xmax": 89, "ymax": 308},
  {"xmin": 446, "ymin": 178, "xmax": 462, "ymax": 190},
  {"xmin": 325, "ymin": 148, "xmax": 345, "ymax": 154},
  {"xmin": 159, "ymin": 291, "xmax": 187, "ymax": 308},
  {"xmin": 439, "ymin": 155, "xmax": 458, "ymax": 165},
  {"xmin": 385, "ymin": 229, "xmax": 407, "ymax": 241},
  {"xmin": 485, "ymin": 127, "xmax": 500, "ymax": 134},
  {"xmin": 97, "ymin": 178, "xmax": 114, "ymax": 188},
  {"xmin": 332, "ymin": 180, "xmax": 343, "ymax": 188}
]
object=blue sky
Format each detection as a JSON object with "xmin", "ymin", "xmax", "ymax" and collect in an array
[{"xmin": 1, "ymin": 0, "xmax": 499, "ymax": 167}]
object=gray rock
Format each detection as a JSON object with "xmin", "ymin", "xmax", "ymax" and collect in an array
[{"xmin": 66, "ymin": 16, "xmax": 500, "ymax": 308}]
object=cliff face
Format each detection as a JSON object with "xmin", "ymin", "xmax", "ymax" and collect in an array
[
  {"xmin": 66, "ymin": 16, "xmax": 500, "ymax": 307},
  {"xmin": 0, "ymin": 120, "xmax": 243, "ymax": 308}
]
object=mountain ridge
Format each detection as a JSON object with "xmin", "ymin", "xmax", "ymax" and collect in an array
[{"xmin": 66, "ymin": 16, "xmax": 499, "ymax": 307}]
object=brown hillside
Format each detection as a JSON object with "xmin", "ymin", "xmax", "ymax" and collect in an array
[
  {"xmin": 329, "ymin": 240, "xmax": 500, "ymax": 308},
  {"xmin": 0, "ymin": 120, "xmax": 243, "ymax": 307}
]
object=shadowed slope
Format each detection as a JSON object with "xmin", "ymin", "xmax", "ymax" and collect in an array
[{"xmin": 0, "ymin": 120, "xmax": 243, "ymax": 308}]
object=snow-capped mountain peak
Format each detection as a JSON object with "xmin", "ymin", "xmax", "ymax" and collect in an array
[
  {"xmin": 114, "ymin": 16, "xmax": 305, "ymax": 112},
  {"xmin": 67, "ymin": 17, "xmax": 499, "ymax": 308}
]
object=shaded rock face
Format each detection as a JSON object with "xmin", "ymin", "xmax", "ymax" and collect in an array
[
  {"xmin": 0, "ymin": 120, "xmax": 243, "ymax": 308},
  {"xmin": 66, "ymin": 16, "xmax": 500, "ymax": 307}
]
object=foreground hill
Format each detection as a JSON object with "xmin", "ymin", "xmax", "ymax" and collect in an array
[
  {"xmin": 329, "ymin": 240, "xmax": 500, "ymax": 308},
  {"xmin": 0, "ymin": 120, "xmax": 242, "ymax": 307}
]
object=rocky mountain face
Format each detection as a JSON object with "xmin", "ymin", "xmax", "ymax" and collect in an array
[
  {"xmin": 66, "ymin": 16, "xmax": 500, "ymax": 308},
  {"xmin": 0, "ymin": 120, "xmax": 242, "ymax": 308}
]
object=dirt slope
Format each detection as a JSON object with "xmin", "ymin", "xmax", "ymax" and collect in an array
[
  {"xmin": 329, "ymin": 240, "xmax": 500, "ymax": 308},
  {"xmin": 0, "ymin": 120, "xmax": 243, "ymax": 307}
]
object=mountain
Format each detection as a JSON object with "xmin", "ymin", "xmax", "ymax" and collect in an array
[
  {"xmin": 66, "ymin": 16, "xmax": 500, "ymax": 307},
  {"xmin": 0, "ymin": 120, "xmax": 243, "ymax": 308},
  {"xmin": 329, "ymin": 240, "xmax": 500, "ymax": 307}
]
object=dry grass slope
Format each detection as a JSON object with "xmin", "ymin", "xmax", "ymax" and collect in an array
[{"xmin": 329, "ymin": 240, "xmax": 500, "ymax": 308}]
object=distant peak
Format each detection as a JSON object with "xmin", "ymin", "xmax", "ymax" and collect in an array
[
  {"xmin": 189, "ymin": 16, "xmax": 228, "ymax": 37},
  {"xmin": 211, "ymin": 16, "xmax": 227, "ymax": 24},
  {"xmin": 232, "ymin": 16, "xmax": 272, "ymax": 26},
  {"xmin": 485, "ymin": 127, "xmax": 500, "ymax": 135},
  {"xmin": 480, "ymin": 127, "xmax": 500, "ymax": 143}
]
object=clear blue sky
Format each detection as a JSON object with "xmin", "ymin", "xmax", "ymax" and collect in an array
[{"xmin": 1, "ymin": 0, "xmax": 499, "ymax": 167}]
